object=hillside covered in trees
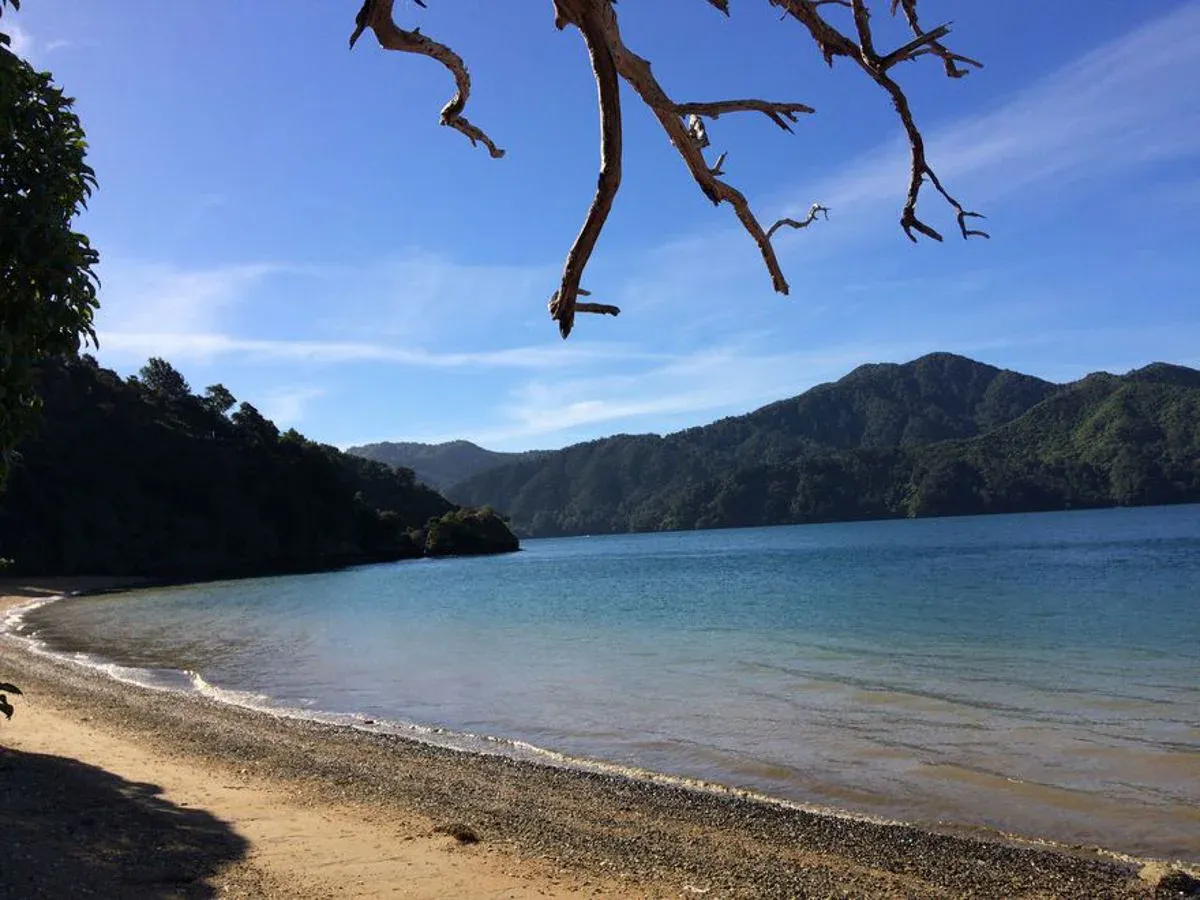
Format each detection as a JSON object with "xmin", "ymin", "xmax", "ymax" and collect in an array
[
  {"xmin": 0, "ymin": 357, "xmax": 518, "ymax": 579},
  {"xmin": 447, "ymin": 354, "xmax": 1200, "ymax": 536},
  {"xmin": 347, "ymin": 440, "xmax": 540, "ymax": 493}
]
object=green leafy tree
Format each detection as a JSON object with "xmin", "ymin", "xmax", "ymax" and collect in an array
[
  {"xmin": 1, "ymin": 2, "xmax": 98, "ymax": 709},
  {"xmin": 204, "ymin": 384, "xmax": 238, "ymax": 416},
  {"xmin": 231, "ymin": 401, "xmax": 280, "ymax": 446},
  {"xmin": 1, "ymin": 0, "xmax": 100, "ymax": 490},
  {"xmin": 0, "ymin": 355, "xmax": 517, "ymax": 578},
  {"xmin": 139, "ymin": 358, "xmax": 192, "ymax": 400}
]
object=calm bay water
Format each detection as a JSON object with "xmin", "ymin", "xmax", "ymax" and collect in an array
[{"xmin": 14, "ymin": 506, "xmax": 1200, "ymax": 860}]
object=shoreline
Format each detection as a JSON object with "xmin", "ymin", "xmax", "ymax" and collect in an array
[
  {"xmin": 2, "ymin": 584, "xmax": 1196, "ymax": 898},
  {"xmin": 0, "ymin": 585, "xmax": 937, "ymax": 831}
]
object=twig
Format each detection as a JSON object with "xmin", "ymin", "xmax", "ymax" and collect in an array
[
  {"xmin": 767, "ymin": 204, "xmax": 829, "ymax": 239},
  {"xmin": 548, "ymin": 0, "xmax": 625, "ymax": 338},
  {"xmin": 771, "ymin": 0, "xmax": 986, "ymax": 242},
  {"xmin": 353, "ymin": 0, "xmax": 986, "ymax": 337},
  {"xmin": 349, "ymin": 0, "xmax": 504, "ymax": 158}
]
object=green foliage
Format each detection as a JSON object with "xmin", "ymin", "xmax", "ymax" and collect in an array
[
  {"xmin": 348, "ymin": 440, "xmax": 541, "ymax": 492},
  {"xmin": 452, "ymin": 355, "xmax": 1200, "ymax": 536},
  {"xmin": 0, "ymin": 2, "xmax": 99, "ymax": 489},
  {"xmin": 230, "ymin": 401, "xmax": 279, "ymax": 447},
  {"xmin": 424, "ymin": 506, "xmax": 520, "ymax": 557},
  {"xmin": 139, "ymin": 358, "xmax": 191, "ymax": 400},
  {"xmin": 203, "ymin": 383, "xmax": 237, "ymax": 416},
  {"xmin": 0, "ymin": 357, "xmax": 518, "ymax": 578}
]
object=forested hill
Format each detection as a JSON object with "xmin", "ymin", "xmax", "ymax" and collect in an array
[
  {"xmin": 0, "ymin": 357, "xmax": 518, "ymax": 579},
  {"xmin": 347, "ymin": 440, "xmax": 538, "ymax": 492},
  {"xmin": 448, "ymin": 353, "xmax": 1200, "ymax": 536}
]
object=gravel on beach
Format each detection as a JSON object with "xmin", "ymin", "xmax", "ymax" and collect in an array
[{"xmin": 3, "ymin": 637, "xmax": 1197, "ymax": 899}]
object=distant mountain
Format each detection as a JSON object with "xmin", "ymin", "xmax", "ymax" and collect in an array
[
  {"xmin": 449, "ymin": 353, "xmax": 1200, "ymax": 536},
  {"xmin": 0, "ymin": 357, "xmax": 519, "ymax": 579},
  {"xmin": 347, "ymin": 439, "xmax": 538, "ymax": 492}
]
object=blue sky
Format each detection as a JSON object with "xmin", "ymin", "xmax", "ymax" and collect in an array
[{"xmin": 8, "ymin": 1, "xmax": 1200, "ymax": 450}]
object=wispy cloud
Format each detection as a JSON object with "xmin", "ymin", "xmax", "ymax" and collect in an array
[
  {"xmin": 96, "ymin": 260, "xmax": 282, "ymax": 337},
  {"xmin": 94, "ymin": 252, "xmax": 563, "ymax": 359},
  {"xmin": 787, "ymin": 2, "xmax": 1200, "ymax": 224},
  {"xmin": 5, "ymin": 22, "xmax": 33, "ymax": 58},
  {"xmin": 633, "ymin": 1, "xmax": 1200, "ymax": 291},
  {"xmin": 258, "ymin": 386, "xmax": 327, "ymax": 427},
  {"xmin": 594, "ymin": 2, "xmax": 1200, "ymax": 348},
  {"xmin": 305, "ymin": 251, "xmax": 558, "ymax": 343},
  {"xmin": 357, "ymin": 314, "xmax": 1200, "ymax": 450},
  {"xmin": 4, "ymin": 20, "xmax": 73, "ymax": 63},
  {"xmin": 407, "ymin": 340, "xmax": 956, "ymax": 449},
  {"xmin": 97, "ymin": 330, "xmax": 670, "ymax": 371}
]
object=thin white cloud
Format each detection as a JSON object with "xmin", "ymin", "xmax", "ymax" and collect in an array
[
  {"xmin": 367, "ymin": 316, "xmax": 1200, "ymax": 450},
  {"xmin": 4, "ymin": 20, "xmax": 73, "ymax": 62},
  {"xmin": 93, "ymin": 252, "xmax": 561, "ymax": 360},
  {"xmin": 258, "ymin": 386, "xmax": 327, "ymax": 427},
  {"xmin": 97, "ymin": 330, "xmax": 672, "ymax": 371},
  {"xmin": 404, "ymin": 315, "xmax": 1164, "ymax": 449},
  {"xmin": 92, "ymin": 253, "xmax": 680, "ymax": 372},
  {"xmin": 305, "ymin": 250, "xmax": 558, "ymax": 343},
  {"xmin": 787, "ymin": 1, "xmax": 1200, "ymax": 224},
  {"xmin": 5, "ymin": 22, "xmax": 33, "ymax": 58},
  {"xmin": 96, "ymin": 260, "xmax": 282, "ymax": 336},
  {"xmin": 599, "ymin": 2, "xmax": 1200, "ymax": 337},
  {"xmin": 430, "ymin": 342, "xmax": 940, "ymax": 448}
]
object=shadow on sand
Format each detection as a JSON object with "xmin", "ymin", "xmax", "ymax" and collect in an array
[{"xmin": 0, "ymin": 746, "xmax": 248, "ymax": 898}]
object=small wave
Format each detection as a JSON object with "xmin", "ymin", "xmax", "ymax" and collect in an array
[
  {"xmin": 3, "ymin": 593, "xmax": 197, "ymax": 693},
  {"xmin": 1, "ymin": 592, "xmax": 68, "ymax": 635},
  {"xmin": 187, "ymin": 671, "xmax": 275, "ymax": 709},
  {"xmin": 5, "ymin": 606, "xmax": 912, "ymax": 830}
]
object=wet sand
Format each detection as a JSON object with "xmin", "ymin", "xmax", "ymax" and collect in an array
[{"xmin": 1, "ymin": 583, "xmax": 1197, "ymax": 898}]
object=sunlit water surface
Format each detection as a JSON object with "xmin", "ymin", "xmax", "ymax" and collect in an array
[{"xmin": 14, "ymin": 506, "xmax": 1200, "ymax": 860}]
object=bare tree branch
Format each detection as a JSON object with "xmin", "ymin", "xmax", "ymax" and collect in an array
[
  {"xmin": 878, "ymin": 22, "xmax": 952, "ymax": 71},
  {"xmin": 352, "ymin": 0, "xmax": 987, "ymax": 337},
  {"xmin": 890, "ymin": 0, "xmax": 983, "ymax": 78},
  {"xmin": 766, "ymin": 204, "xmax": 830, "ymax": 239},
  {"xmin": 349, "ymin": 0, "xmax": 504, "ymax": 158},
  {"xmin": 676, "ymin": 100, "xmax": 815, "ymax": 133},
  {"xmin": 545, "ymin": 0, "xmax": 825, "ymax": 334},
  {"xmin": 548, "ymin": 0, "xmax": 624, "ymax": 338},
  {"xmin": 770, "ymin": 0, "xmax": 986, "ymax": 243},
  {"xmin": 614, "ymin": 52, "xmax": 805, "ymax": 296}
]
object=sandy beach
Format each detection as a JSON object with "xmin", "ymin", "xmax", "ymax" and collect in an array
[{"xmin": 1, "ymin": 582, "xmax": 1196, "ymax": 899}]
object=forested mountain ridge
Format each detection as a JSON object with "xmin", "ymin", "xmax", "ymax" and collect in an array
[
  {"xmin": 448, "ymin": 354, "xmax": 1200, "ymax": 536},
  {"xmin": 353, "ymin": 354, "xmax": 1052, "ymax": 497},
  {"xmin": 671, "ymin": 352, "xmax": 1058, "ymax": 464},
  {"xmin": 346, "ymin": 440, "xmax": 540, "ymax": 492},
  {"xmin": 0, "ymin": 357, "xmax": 518, "ymax": 578}
]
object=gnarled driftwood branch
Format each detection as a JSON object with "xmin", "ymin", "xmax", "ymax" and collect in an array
[
  {"xmin": 350, "ymin": 0, "xmax": 503, "ymax": 158},
  {"xmin": 770, "ymin": 0, "xmax": 986, "ymax": 243},
  {"xmin": 351, "ymin": 0, "xmax": 986, "ymax": 338}
]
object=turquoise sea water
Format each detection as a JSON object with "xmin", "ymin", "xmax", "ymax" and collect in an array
[{"xmin": 12, "ymin": 506, "xmax": 1200, "ymax": 860}]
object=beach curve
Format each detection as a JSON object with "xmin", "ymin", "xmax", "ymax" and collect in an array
[{"xmin": 1, "ymin": 582, "xmax": 1196, "ymax": 898}]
